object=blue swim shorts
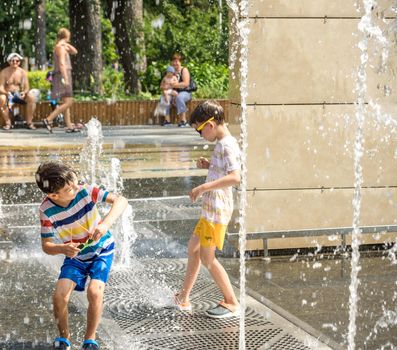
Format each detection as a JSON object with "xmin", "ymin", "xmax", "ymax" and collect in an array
[
  {"xmin": 9, "ymin": 92, "xmax": 26, "ymax": 105},
  {"xmin": 59, "ymin": 252, "xmax": 114, "ymax": 292}
]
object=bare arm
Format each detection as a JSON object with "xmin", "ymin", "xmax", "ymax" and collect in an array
[
  {"xmin": 173, "ymin": 68, "xmax": 190, "ymax": 89},
  {"xmin": 65, "ymin": 43, "xmax": 78, "ymax": 55},
  {"xmin": 41, "ymin": 237, "xmax": 80, "ymax": 258},
  {"xmin": 0, "ymin": 70, "xmax": 7, "ymax": 95},
  {"xmin": 189, "ymin": 170, "xmax": 240, "ymax": 202},
  {"xmin": 20, "ymin": 69, "xmax": 29, "ymax": 97},
  {"xmin": 91, "ymin": 193, "xmax": 128, "ymax": 241},
  {"xmin": 160, "ymin": 77, "xmax": 168, "ymax": 91}
]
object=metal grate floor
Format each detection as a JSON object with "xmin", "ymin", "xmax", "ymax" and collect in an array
[{"xmin": 93, "ymin": 259, "xmax": 333, "ymax": 350}]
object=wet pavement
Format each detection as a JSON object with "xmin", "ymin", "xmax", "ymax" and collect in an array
[{"xmin": 0, "ymin": 126, "xmax": 396, "ymax": 349}]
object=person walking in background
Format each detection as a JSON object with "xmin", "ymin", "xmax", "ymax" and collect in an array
[
  {"xmin": 35, "ymin": 161, "xmax": 128, "ymax": 350},
  {"xmin": 42, "ymin": 28, "xmax": 79, "ymax": 134},
  {"xmin": 0, "ymin": 52, "xmax": 37, "ymax": 130},
  {"xmin": 173, "ymin": 100, "xmax": 241, "ymax": 318},
  {"xmin": 162, "ymin": 53, "xmax": 193, "ymax": 127}
]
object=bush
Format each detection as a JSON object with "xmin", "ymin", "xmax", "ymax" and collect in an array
[
  {"xmin": 27, "ymin": 62, "xmax": 229, "ymax": 102},
  {"xmin": 28, "ymin": 70, "xmax": 51, "ymax": 97}
]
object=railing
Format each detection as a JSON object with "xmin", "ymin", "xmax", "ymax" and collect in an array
[
  {"xmin": 227, "ymin": 224, "xmax": 397, "ymax": 256},
  {"xmin": 7, "ymin": 99, "xmax": 230, "ymax": 126}
]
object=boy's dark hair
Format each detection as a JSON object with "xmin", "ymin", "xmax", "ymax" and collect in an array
[
  {"xmin": 190, "ymin": 100, "xmax": 225, "ymax": 125},
  {"xmin": 35, "ymin": 161, "xmax": 76, "ymax": 194}
]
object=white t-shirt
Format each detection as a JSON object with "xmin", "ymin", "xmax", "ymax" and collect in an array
[{"xmin": 201, "ymin": 135, "xmax": 241, "ymax": 225}]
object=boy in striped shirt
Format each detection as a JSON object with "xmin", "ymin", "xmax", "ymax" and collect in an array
[{"xmin": 36, "ymin": 161, "xmax": 128, "ymax": 350}]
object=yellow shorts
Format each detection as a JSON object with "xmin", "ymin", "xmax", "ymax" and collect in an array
[{"xmin": 193, "ymin": 217, "xmax": 227, "ymax": 251}]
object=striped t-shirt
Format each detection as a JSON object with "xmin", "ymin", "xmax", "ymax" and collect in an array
[{"xmin": 39, "ymin": 184, "xmax": 114, "ymax": 262}]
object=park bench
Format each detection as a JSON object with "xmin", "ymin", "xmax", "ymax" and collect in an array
[{"xmin": 2, "ymin": 99, "xmax": 230, "ymax": 127}]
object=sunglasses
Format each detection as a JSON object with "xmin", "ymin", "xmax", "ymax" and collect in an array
[
  {"xmin": 195, "ymin": 117, "xmax": 214, "ymax": 135},
  {"xmin": 11, "ymin": 59, "xmax": 20, "ymax": 63}
]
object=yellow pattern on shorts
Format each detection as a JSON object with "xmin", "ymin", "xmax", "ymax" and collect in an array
[{"xmin": 194, "ymin": 217, "xmax": 227, "ymax": 250}]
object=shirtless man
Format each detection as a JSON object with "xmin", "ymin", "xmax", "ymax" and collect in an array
[{"xmin": 0, "ymin": 53, "xmax": 36, "ymax": 130}]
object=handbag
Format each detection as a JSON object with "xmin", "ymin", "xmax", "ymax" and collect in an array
[
  {"xmin": 179, "ymin": 67, "xmax": 197, "ymax": 93},
  {"xmin": 187, "ymin": 77, "xmax": 197, "ymax": 92}
]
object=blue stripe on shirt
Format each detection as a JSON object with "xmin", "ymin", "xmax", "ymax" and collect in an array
[{"xmin": 52, "ymin": 202, "xmax": 95, "ymax": 229}]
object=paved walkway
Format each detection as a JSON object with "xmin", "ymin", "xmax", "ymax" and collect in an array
[
  {"xmin": 0, "ymin": 196, "xmax": 335, "ymax": 350},
  {"xmin": 1, "ymin": 124, "xmax": 394, "ymax": 349},
  {"xmin": 0, "ymin": 125, "xmax": 211, "ymax": 183}
]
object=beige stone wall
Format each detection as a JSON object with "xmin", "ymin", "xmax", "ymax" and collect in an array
[{"xmin": 230, "ymin": 1, "xmax": 397, "ymax": 250}]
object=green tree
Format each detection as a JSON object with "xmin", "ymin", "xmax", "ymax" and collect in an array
[
  {"xmin": 70, "ymin": 0, "xmax": 104, "ymax": 95},
  {"xmin": 0, "ymin": 0, "xmax": 35, "ymax": 67},
  {"xmin": 143, "ymin": 0, "xmax": 228, "ymax": 65},
  {"xmin": 104, "ymin": 0, "xmax": 146, "ymax": 94}
]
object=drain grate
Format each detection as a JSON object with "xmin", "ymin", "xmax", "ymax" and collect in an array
[
  {"xmin": 103, "ymin": 259, "xmax": 328, "ymax": 350},
  {"xmin": 142, "ymin": 329, "xmax": 284, "ymax": 350},
  {"xmin": 271, "ymin": 334, "xmax": 312, "ymax": 350}
]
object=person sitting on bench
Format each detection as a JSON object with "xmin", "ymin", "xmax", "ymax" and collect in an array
[{"xmin": 0, "ymin": 52, "xmax": 36, "ymax": 130}]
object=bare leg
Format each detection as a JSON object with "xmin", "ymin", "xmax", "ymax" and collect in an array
[
  {"xmin": 53, "ymin": 279, "xmax": 76, "ymax": 340},
  {"xmin": 163, "ymin": 92, "xmax": 169, "ymax": 104},
  {"xmin": 63, "ymin": 100, "xmax": 73, "ymax": 129},
  {"xmin": 200, "ymin": 247, "xmax": 239, "ymax": 309},
  {"xmin": 46, "ymin": 97, "xmax": 74, "ymax": 128},
  {"xmin": 178, "ymin": 235, "xmax": 201, "ymax": 303},
  {"xmin": 24, "ymin": 92, "xmax": 36, "ymax": 125},
  {"xmin": 85, "ymin": 279, "xmax": 105, "ymax": 340},
  {"xmin": 0, "ymin": 95, "xmax": 11, "ymax": 127}
]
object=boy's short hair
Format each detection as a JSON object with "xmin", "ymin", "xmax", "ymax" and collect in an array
[
  {"xmin": 35, "ymin": 161, "xmax": 76, "ymax": 194},
  {"xmin": 190, "ymin": 100, "xmax": 225, "ymax": 125}
]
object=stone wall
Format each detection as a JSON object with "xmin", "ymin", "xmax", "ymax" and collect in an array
[{"xmin": 230, "ymin": 1, "xmax": 397, "ymax": 250}]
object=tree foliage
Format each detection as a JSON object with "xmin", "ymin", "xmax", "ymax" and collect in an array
[
  {"xmin": 2, "ymin": 0, "xmax": 230, "ymax": 98},
  {"xmin": 144, "ymin": 0, "xmax": 228, "ymax": 65}
]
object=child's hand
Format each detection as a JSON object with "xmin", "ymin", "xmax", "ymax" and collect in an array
[
  {"xmin": 197, "ymin": 157, "xmax": 210, "ymax": 169},
  {"xmin": 64, "ymin": 242, "xmax": 80, "ymax": 258},
  {"xmin": 189, "ymin": 185, "xmax": 203, "ymax": 203},
  {"xmin": 91, "ymin": 222, "xmax": 109, "ymax": 241}
]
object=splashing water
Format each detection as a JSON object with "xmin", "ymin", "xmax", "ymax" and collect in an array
[
  {"xmin": 80, "ymin": 117, "xmax": 104, "ymax": 185},
  {"xmin": 348, "ymin": 1, "xmax": 376, "ymax": 348},
  {"xmin": 227, "ymin": 0, "xmax": 250, "ymax": 348},
  {"xmin": 108, "ymin": 158, "xmax": 137, "ymax": 268},
  {"xmin": 366, "ymin": 307, "xmax": 397, "ymax": 346},
  {"xmin": 0, "ymin": 194, "xmax": 3, "ymax": 227},
  {"xmin": 80, "ymin": 118, "xmax": 136, "ymax": 268},
  {"xmin": 108, "ymin": 158, "xmax": 124, "ymax": 193}
]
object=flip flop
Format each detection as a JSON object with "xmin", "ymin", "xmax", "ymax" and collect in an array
[
  {"xmin": 82, "ymin": 339, "xmax": 99, "ymax": 350},
  {"xmin": 65, "ymin": 128, "xmax": 81, "ymax": 133},
  {"xmin": 2, "ymin": 123, "xmax": 12, "ymax": 130},
  {"xmin": 53, "ymin": 337, "xmax": 71, "ymax": 350},
  {"xmin": 42, "ymin": 119, "xmax": 53, "ymax": 133},
  {"xmin": 26, "ymin": 123, "xmax": 36, "ymax": 130},
  {"xmin": 205, "ymin": 300, "xmax": 240, "ymax": 319}
]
